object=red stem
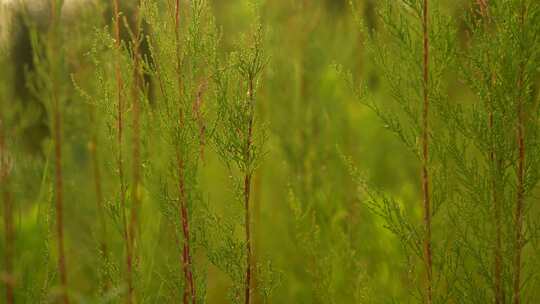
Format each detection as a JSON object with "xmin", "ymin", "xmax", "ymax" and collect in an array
[
  {"xmin": 244, "ymin": 77, "xmax": 255, "ymax": 304},
  {"xmin": 173, "ymin": 2, "xmax": 196, "ymax": 302},
  {"xmin": 477, "ymin": 1, "xmax": 504, "ymax": 299},
  {"xmin": 244, "ymin": 174, "xmax": 253, "ymax": 304},
  {"xmin": 176, "ymin": 150, "xmax": 196, "ymax": 304},
  {"xmin": 54, "ymin": 88, "xmax": 69, "ymax": 304},
  {"xmin": 110, "ymin": 0, "xmax": 132, "ymax": 302},
  {"xmin": 50, "ymin": 1, "xmax": 69, "ymax": 303},
  {"xmin": 127, "ymin": 2, "xmax": 143, "ymax": 302}
]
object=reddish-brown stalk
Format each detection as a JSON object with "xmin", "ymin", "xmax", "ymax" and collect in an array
[
  {"xmin": 476, "ymin": 2, "xmax": 505, "ymax": 301},
  {"xmin": 127, "ymin": 2, "xmax": 143, "ymax": 303},
  {"xmin": 251, "ymin": 156, "xmax": 263, "ymax": 302},
  {"xmin": 175, "ymin": 146, "xmax": 196, "ymax": 304},
  {"xmin": 1, "ymin": 114, "xmax": 14, "ymax": 304},
  {"xmin": 244, "ymin": 76, "xmax": 255, "ymax": 304},
  {"xmin": 512, "ymin": 3, "xmax": 526, "ymax": 304},
  {"xmin": 421, "ymin": 1, "xmax": 433, "ymax": 303},
  {"xmin": 110, "ymin": 0, "xmax": 131, "ymax": 302},
  {"xmin": 251, "ymin": 80, "xmax": 267, "ymax": 303},
  {"xmin": 173, "ymin": 2, "xmax": 196, "ymax": 302},
  {"xmin": 49, "ymin": 1, "xmax": 69, "ymax": 303}
]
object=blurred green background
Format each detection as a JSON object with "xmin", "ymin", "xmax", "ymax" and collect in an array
[{"xmin": 2, "ymin": 0, "xmax": 531, "ymax": 303}]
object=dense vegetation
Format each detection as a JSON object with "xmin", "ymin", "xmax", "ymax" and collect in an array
[{"xmin": 1, "ymin": 0, "xmax": 540, "ymax": 303}]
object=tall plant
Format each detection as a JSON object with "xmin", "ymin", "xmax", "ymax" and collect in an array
[
  {"xmin": 212, "ymin": 11, "xmax": 268, "ymax": 303},
  {"xmin": 348, "ymin": 0, "xmax": 455, "ymax": 302},
  {"xmin": 451, "ymin": 0, "xmax": 540, "ymax": 301},
  {"xmin": 73, "ymin": 3, "xmax": 145, "ymax": 300},
  {"xmin": 145, "ymin": 0, "xmax": 218, "ymax": 301},
  {"xmin": 26, "ymin": 1, "xmax": 71, "ymax": 302}
]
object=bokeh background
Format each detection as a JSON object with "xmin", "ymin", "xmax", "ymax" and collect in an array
[{"xmin": 2, "ymin": 0, "xmax": 538, "ymax": 303}]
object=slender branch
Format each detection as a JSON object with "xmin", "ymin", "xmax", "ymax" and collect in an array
[
  {"xmin": 176, "ymin": 148, "xmax": 196, "ymax": 304},
  {"xmin": 513, "ymin": 2, "xmax": 526, "ymax": 303},
  {"xmin": 244, "ymin": 172, "xmax": 253, "ymax": 304},
  {"xmin": 49, "ymin": 1, "xmax": 69, "ymax": 303},
  {"xmin": 53, "ymin": 26, "xmax": 69, "ymax": 304},
  {"xmin": 251, "ymin": 159, "xmax": 262, "ymax": 302},
  {"xmin": 474, "ymin": 1, "xmax": 504, "ymax": 301},
  {"xmin": 421, "ymin": 1, "xmax": 433, "ymax": 303},
  {"xmin": 244, "ymin": 75, "xmax": 255, "ymax": 304},
  {"xmin": 110, "ymin": 0, "xmax": 131, "ymax": 302},
  {"xmin": 128, "ymin": 2, "xmax": 143, "ymax": 303},
  {"xmin": 174, "ymin": 1, "xmax": 196, "ymax": 303}
]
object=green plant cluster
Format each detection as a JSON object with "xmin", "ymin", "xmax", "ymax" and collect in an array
[{"xmin": 1, "ymin": 0, "xmax": 540, "ymax": 303}]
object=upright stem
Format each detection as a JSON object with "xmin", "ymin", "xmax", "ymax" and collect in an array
[
  {"xmin": 174, "ymin": 2, "xmax": 196, "ymax": 303},
  {"xmin": 53, "ymin": 30, "xmax": 70, "ymax": 304},
  {"xmin": 421, "ymin": 1, "xmax": 433, "ymax": 303},
  {"xmin": 244, "ymin": 173, "xmax": 253, "ymax": 304},
  {"xmin": 110, "ymin": 1, "xmax": 131, "ymax": 303},
  {"xmin": 244, "ymin": 76, "xmax": 255, "ymax": 304},
  {"xmin": 176, "ymin": 148, "xmax": 196, "ymax": 304},
  {"xmin": 50, "ymin": 1, "xmax": 69, "ymax": 303},
  {"xmin": 128, "ymin": 2, "xmax": 143, "ymax": 302},
  {"xmin": 487, "ymin": 27, "xmax": 504, "ymax": 304},
  {"xmin": 475, "ymin": 2, "xmax": 504, "ymax": 301},
  {"xmin": 513, "ymin": 3, "xmax": 526, "ymax": 303},
  {"xmin": 1, "ymin": 114, "xmax": 14, "ymax": 304},
  {"xmin": 251, "ymin": 164, "xmax": 262, "ymax": 302}
]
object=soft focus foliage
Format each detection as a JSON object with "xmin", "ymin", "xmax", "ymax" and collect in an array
[{"xmin": 1, "ymin": 0, "xmax": 540, "ymax": 303}]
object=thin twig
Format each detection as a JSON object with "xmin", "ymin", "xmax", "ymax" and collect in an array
[
  {"xmin": 128, "ymin": 2, "xmax": 143, "ymax": 303},
  {"xmin": 111, "ymin": 0, "xmax": 131, "ymax": 302},
  {"xmin": 475, "ymin": 0, "xmax": 504, "ymax": 300},
  {"xmin": 173, "ymin": 1, "xmax": 196, "ymax": 303},
  {"xmin": 244, "ymin": 74, "xmax": 255, "ymax": 304},
  {"xmin": 50, "ymin": 1, "xmax": 69, "ymax": 303}
]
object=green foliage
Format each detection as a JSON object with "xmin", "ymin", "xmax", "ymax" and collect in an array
[
  {"xmin": 346, "ymin": 0, "xmax": 540, "ymax": 302},
  {"xmin": 2, "ymin": 0, "xmax": 540, "ymax": 303}
]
